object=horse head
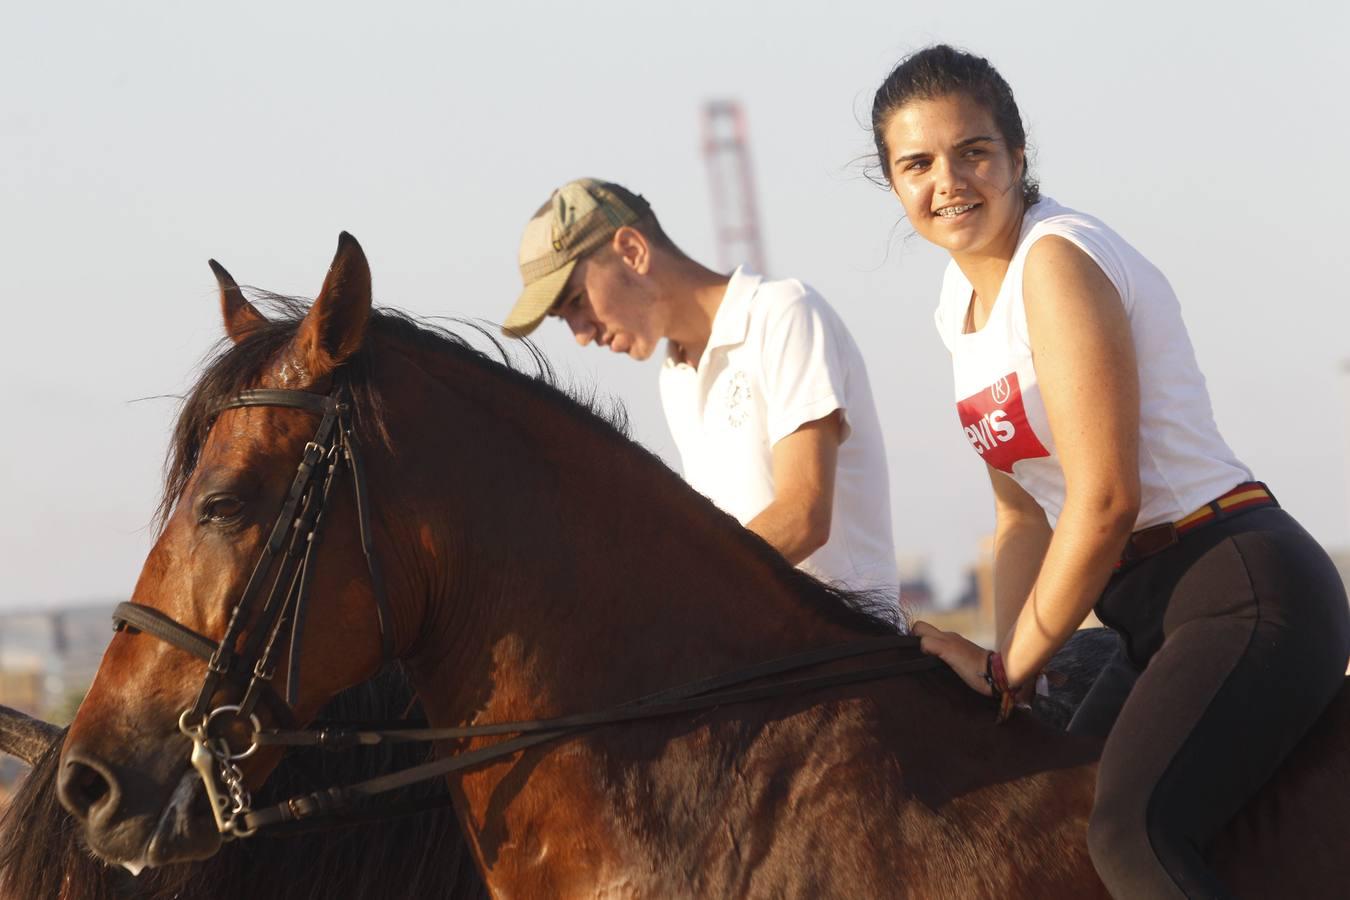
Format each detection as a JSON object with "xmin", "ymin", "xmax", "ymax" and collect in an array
[{"xmin": 58, "ymin": 234, "xmax": 402, "ymax": 868}]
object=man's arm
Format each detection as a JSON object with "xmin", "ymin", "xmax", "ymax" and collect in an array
[{"xmin": 744, "ymin": 410, "xmax": 843, "ymax": 564}]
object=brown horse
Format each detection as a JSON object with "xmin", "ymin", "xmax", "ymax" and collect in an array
[{"xmin": 56, "ymin": 234, "xmax": 1349, "ymax": 897}]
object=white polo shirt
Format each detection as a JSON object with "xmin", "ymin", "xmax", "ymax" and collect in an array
[{"xmin": 658, "ymin": 267, "xmax": 898, "ymax": 595}]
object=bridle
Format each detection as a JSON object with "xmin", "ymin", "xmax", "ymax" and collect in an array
[
  {"xmin": 111, "ymin": 379, "xmax": 939, "ymax": 840},
  {"xmin": 113, "ymin": 380, "xmax": 397, "ymax": 838}
]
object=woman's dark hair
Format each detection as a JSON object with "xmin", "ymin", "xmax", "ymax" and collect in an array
[{"xmin": 871, "ymin": 44, "xmax": 1040, "ymax": 205}]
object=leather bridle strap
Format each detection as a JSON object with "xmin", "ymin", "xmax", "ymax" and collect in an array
[
  {"xmin": 111, "ymin": 601, "xmax": 298, "ymax": 730},
  {"xmin": 179, "ymin": 389, "xmax": 344, "ymax": 726},
  {"xmin": 240, "ymin": 635, "xmax": 940, "ymax": 831},
  {"xmin": 113, "ymin": 601, "xmax": 217, "ymax": 662},
  {"xmin": 111, "ymin": 383, "xmax": 397, "ymax": 733},
  {"xmin": 237, "ymin": 407, "xmax": 349, "ymax": 714},
  {"xmin": 211, "ymin": 387, "xmax": 396, "ymax": 691}
]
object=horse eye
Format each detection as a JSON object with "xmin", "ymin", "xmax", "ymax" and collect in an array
[{"xmin": 202, "ymin": 495, "xmax": 245, "ymax": 524}]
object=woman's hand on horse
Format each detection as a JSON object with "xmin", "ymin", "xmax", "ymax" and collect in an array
[{"xmin": 911, "ymin": 621, "xmax": 994, "ymax": 697}]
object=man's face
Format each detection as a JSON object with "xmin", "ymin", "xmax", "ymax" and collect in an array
[{"xmin": 550, "ymin": 250, "xmax": 662, "ymax": 360}]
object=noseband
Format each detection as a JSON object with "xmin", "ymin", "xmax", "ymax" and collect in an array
[
  {"xmin": 110, "ymin": 379, "xmax": 938, "ymax": 841},
  {"xmin": 112, "ymin": 381, "xmax": 396, "ymax": 838}
]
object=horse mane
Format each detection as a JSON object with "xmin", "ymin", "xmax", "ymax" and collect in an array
[
  {"xmin": 161, "ymin": 294, "xmax": 901, "ymax": 648},
  {"xmin": 158, "ymin": 294, "xmax": 631, "ymax": 528},
  {"xmin": 0, "ymin": 668, "xmax": 489, "ymax": 900}
]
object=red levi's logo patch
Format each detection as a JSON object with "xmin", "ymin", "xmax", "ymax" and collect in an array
[{"xmin": 956, "ymin": 372, "xmax": 1050, "ymax": 473}]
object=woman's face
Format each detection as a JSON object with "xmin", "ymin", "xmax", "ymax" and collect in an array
[{"xmin": 882, "ymin": 92, "xmax": 1026, "ymax": 260}]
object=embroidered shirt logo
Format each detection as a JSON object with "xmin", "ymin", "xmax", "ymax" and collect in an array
[
  {"xmin": 956, "ymin": 371, "xmax": 1050, "ymax": 473},
  {"xmin": 725, "ymin": 370, "xmax": 752, "ymax": 428}
]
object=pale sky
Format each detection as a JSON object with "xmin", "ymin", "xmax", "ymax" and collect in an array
[{"xmin": 3, "ymin": 1, "xmax": 1347, "ymax": 610}]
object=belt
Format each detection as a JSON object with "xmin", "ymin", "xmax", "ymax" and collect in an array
[{"xmin": 1116, "ymin": 481, "xmax": 1278, "ymax": 570}]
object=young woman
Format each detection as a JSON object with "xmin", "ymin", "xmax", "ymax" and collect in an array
[{"xmin": 872, "ymin": 45, "xmax": 1350, "ymax": 898}]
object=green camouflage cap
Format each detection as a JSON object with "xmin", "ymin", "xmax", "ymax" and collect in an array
[{"xmin": 503, "ymin": 178, "xmax": 651, "ymax": 337}]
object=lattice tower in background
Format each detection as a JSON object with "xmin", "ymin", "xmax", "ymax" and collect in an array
[{"xmin": 702, "ymin": 101, "xmax": 767, "ymax": 276}]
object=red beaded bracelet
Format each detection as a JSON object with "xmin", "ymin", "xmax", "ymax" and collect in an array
[{"xmin": 983, "ymin": 651, "xmax": 1018, "ymax": 724}]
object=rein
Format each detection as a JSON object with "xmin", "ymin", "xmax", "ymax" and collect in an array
[
  {"xmin": 111, "ymin": 382, "xmax": 939, "ymax": 839},
  {"xmin": 239, "ymin": 635, "xmax": 936, "ymax": 833}
]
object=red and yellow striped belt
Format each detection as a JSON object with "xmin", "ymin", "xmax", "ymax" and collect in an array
[{"xmin": 1117, "ymin": 481, "xmax": 1278, "ymax": 569}]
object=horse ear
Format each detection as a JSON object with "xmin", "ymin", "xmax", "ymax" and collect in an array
[
  {"xmin": 294, "ymin": 232, "xmax": 371, "ymax": 377},
  {"xmin": 210, "ymin": 259, "xmax": 267, "ymax": 344}
]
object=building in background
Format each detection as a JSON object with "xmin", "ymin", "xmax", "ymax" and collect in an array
[
  {"xmin": 897, "ymin": 543, "xmax": 994, "ymax": 647},
  {"xmin": 0, "ymin": 604, "xmax": 112, "ymax": 791},
  {"xmin": 0, "ymin": 604, "xmax": 112, "ymax": 722}
]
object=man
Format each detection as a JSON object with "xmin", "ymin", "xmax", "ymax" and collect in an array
[{"xmin": 503, "ymin": 178, "xmax": 897, "ymax": 597}]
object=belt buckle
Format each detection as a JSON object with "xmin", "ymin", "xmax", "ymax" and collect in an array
[{"xmin": 1127, "ymin": 521, "xmax": 1179, "ymax": 561}]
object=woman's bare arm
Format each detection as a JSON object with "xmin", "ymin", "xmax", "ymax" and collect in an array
[
  {"xmin": 915, "ymin": 235, "xmax": 1140, "ymax": 692},
  {"xmin": 988, "ymin": 466, "xmax": 1053, "ymax": 643},
  {"xmin": 1000, "ymin": 235, "xmax": 1140, "ymax": 684}
]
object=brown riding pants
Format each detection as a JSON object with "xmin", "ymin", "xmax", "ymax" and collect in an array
[{"xmin": 1068, "ymin": 506, "xmax": 1349, "ymax": 900}]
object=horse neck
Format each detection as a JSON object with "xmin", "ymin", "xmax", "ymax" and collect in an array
[{"xmin": 372, "ymin": 341, "xmax": 885, "ymax": 725}]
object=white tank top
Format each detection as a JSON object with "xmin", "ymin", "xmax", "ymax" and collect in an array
[{"xmin": 935, "ymin": 197, "xmax": 1251, "ymax": 528}]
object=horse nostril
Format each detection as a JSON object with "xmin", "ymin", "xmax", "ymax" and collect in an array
[{"xmin": 59, "ymin": 753, "xmax": 120, "ymax": 822}]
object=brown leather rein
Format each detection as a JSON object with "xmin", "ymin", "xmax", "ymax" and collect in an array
[{"xmin": 111, "ymin": 381, "xmax": 938, "ymax": 838}]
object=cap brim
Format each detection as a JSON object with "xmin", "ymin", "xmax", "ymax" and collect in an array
[{"xmin": 502, "ymin": 260, "xmax": 577, "ymax": 338}]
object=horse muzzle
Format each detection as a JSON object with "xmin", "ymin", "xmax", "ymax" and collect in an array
[{"xmin": 58, "ymin": 740, "xmax": 222, "ymax": 868}]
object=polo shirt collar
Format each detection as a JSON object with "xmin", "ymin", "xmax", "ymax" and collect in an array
[
  {"xmin": 708, "ymin": 264, "xmax": 762, "ymax": 347},
  {"xmin": 664, "ymin": 265, "xmax": 762, "ymax": 370}
]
